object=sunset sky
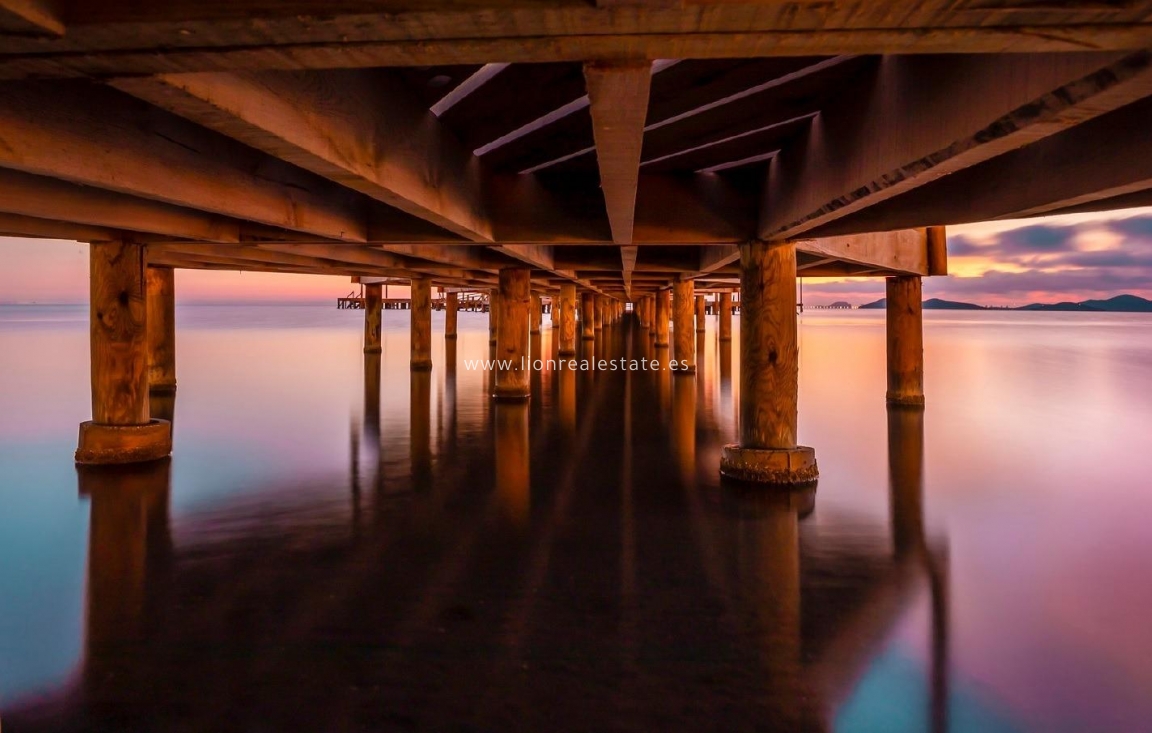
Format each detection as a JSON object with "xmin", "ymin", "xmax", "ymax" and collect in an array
[{"xmin": 2, "ymin": 207, "xmax": 1151, "ymax": 307}]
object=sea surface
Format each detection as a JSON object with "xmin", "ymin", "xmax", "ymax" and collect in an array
[{"xmin": 1, "ymin": 304, "xmax": 1150, "ymax": 732}]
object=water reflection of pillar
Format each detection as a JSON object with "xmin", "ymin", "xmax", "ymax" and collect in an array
[
  {"xmin": 718, "ymin": 337, "xmax": 733, "ymax": 429},
  {"xmin": 558, "ymin": 362, "xmax": 577, "ymax": 436},
  {"xmin": 671, "ymin": 370, "xmax": 696, "ymax": 483},
  {"xmin": 887, "ymin": 405, "xmax": 950, "ymax": 733},
  {"xmin": 445, "ymin": 339, "xmax": 458, "ymax": 450},
  {"xmin": 730, "ymin": 486, "xmax": 820, "ymax": 730},
  {"xmin": 654, "ymin": 289, "xmax": 670, "ymax": 348},
  {"xmin": 79, "ymin": 459, "xmax": 172, "ymax": 655},
  {"xmin": 655, "ymin": 344, "xmax": 672, "ymax": 418},
  {"xmin": 494, "ymin": 401, "xmax": 531, "ymax": 526},
  {"xmin": 410, "ymin": 369, "xmax": 432, "ymax": 491},
  {"xmin": 363, "ymin": 351, "xmax": 381, "ymax": 441},
  {"xmin": 364, "ymin": 282, "xmax": 382, "ymax": 354}
]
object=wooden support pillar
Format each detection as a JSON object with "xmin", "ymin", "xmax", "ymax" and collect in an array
[
  {"xmin": 489, "ymin": 288, "xmax": 500, "ymax": 344},
  {"xmin": 673, "ymin": 280, "xmax": 696, "ymax": 374},
  {"xmin": 695, "ymin": 294, "xmax": 706, "ymax": 333},
  {"xmin": 363, "ymin": 282, "xmax": 382, "ymax": 354},
  {"xmin": 530, "ymin": 293, "xmax": 542, "ymax": 335},
  {"xmin": 411, "ymin": 277, "xmax": 432, "ymax": 371},
  {"xmin": 595, "ymin": 295, "xmax": 605, "ymax": 330},
  {"xmin": 655, "ymin": 289, "xmax": 670, "ymax": 347},
  {"xmin": 720, "ymin": 241, "xmax": 817, "ymax": 485},
  {"xmin": 581, "ymin": 292, "xmax": 595, "ymax": 341},
  {"xmin": 886, "ymin": 275, "xmax": 925, "ymax": 407},
  {"xmin": 644, "ymin": 296, "xmax": 654, "ymax": 330},
  {"xmin": 718, "ymin": 292, "xmax": 733, "ymax": 342},
  {"xmin": 145, "ymin": 266, "xmax": 176, "ymax": 394},
  {"xmin": 494, "ymin": 267, "xmax": 531, "ymax": 400},
  {"xmin": 76, "ymin": 240, "xmax": 172, "ymax": 465},
  {"xmin": 559, "ymin": 283, "xmax": 577, "ymax": 356},
  {"xmin": 445, "ymin": 291, "xmax": 458, "ymax": 339}
]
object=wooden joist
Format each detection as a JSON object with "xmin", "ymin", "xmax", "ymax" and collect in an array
[
  {"xmin": 759, "ymin": 51, "xmax": 1152, "ymax": 240},
  {"xmin": 0, "ymin": 168, "xmax": 241, "ymax": 242},
  {"xmin": 0, "ymin": 82, "xmax": 368, "ymax": 241},
  {"xmin": 112, "ymin": 70, "xmax": 492, "ymax": 242},
  {"xmin": 584, "ymin": 61, "xmax": 652, "ymax": 245},
  {"xmin": 0, "ymin": 0, "xmax": 63, "ymax": 36},
  {"xmin": 6, "ymin": 4, "xmax": 1152, "ymax": 79}
]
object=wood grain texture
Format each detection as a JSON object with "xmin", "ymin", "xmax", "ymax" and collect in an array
[
  {"xmin": 886, "ymin": 275, "xmax": 925, "ymax": 407},
  {"xmin": 410, "ymin": 277, "xmax": 433, "ymax": 369},
  {"xmin": 363, "ymin": 283, "xmax": 382, "ymax": 354},
  {"xmin": 559, "ymin": 283, "xmax": 577, "ymax": 355},
  {"xmin": 718, "ymin": 291, "xmax": 732, "ymax": 342},
  {"xmin": 530, "ymin": 294, "xmax": 542, "ymax": 334},
  {"xmin": 581, "ymin": 291, "xmax": 595, "ymax": 340},
  {"xmin": 90, "ymin": 240, "xmax": 150, "ymax": 426},
  {"xmin": 0, "ymin": 168, "xmax": 239, "ymax": 242},
  {"xmin": 584, "ymin": 61, "xmax": 652, "ymax": 244},
  {"xmin": 761, "ymin": 51, "xmax": 1152, "ymax": 239},
  {"xmin": 489, "ymin": 288, "xmax": 500, "ymax": 344},
  {"xmin": 493, "ymin": 267, "xmax": 530, "ymax": 398},
  {"xmin": 445, "ymin": 291, "xmax": 459, "ymax": 338},
  {"xmin": 694, "ymin": 294, "xmax": 705, "ymax": 333},
  {"xmin": 145, "ymin": 266, "xmax": 177, "ymax": 392},
  {"xmin": 655, "ymin": 288, "xmax": 670, "ymax": 347},
  {"xmin": 114, "ymin": 69, "xmax": 491, "ymax": 241},
  {"xmin": 673, "ymin": 280, "xmax": 696, "ymax": 372},
  {"xmin": 0, "ymin": 82, "xmax": 367, "ymax": 241},
  {"xmin": 739, "ymin": 241, "xmax": 798, "ymax": 450}
]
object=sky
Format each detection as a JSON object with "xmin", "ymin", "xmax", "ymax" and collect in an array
[{"xmin": 2, "ymin": 207, "xmax": 1151, "ymax": 306}]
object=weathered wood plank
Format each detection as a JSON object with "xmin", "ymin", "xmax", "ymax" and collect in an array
[
  {"xmin": 760, "ymin": 51, "xmax": 1152, "ymax": 240},
  {"xmin": 0, "ymin": 212, "xmax": 114, "ymax": 242},
  {"xmin": 113, "ymin": 69, "xmax": 491, "ymax": 241},
  {"xmin": 584, "ymin": 61, "xmax": 652, "ymax": 244},
  {"xmin": 0, "ymin": 82, "xmax": 368, "ymax": 240},
  {"xmin": 0, "ymin": 168, "xmax": 241, "ymax": 242}
]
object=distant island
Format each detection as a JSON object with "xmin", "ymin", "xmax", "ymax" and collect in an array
[{"xmin": 857, "ymin": 294, "xmax": 1152, "ymax": 312}]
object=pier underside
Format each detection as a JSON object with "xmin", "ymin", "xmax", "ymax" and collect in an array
[{"xmin": 3, "ymin": 0, "xmax": 1151, "ymax": 475}]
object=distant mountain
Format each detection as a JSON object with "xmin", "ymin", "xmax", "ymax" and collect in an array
[
  {"xmin": 856, "ymin": 294, "xmax": 1152, "ymax": 312},
  {"xmin": 859, "ymin": 297, "xmax": 984, "ymax": 310},
  {"xmin": 1019, "ymin": 294, "xmax": 1152, "ymax": 312}
]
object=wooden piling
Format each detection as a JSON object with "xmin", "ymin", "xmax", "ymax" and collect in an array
[
  {"xmin": 655, "ymin": 289, "xmax": 670, "ymax": 347},
  {"xmin": 530, "ymin": 293, "xmax": 542, "ymax": 334},
  {"xmin": 445, "ymin": 291, "xmax": 458, "ymax": 339},
  {"xmin": 581, "ymin": 292, "xmax": 595, "ymax": 341},
  {"xmin": 695, "ymin": 294, "xmax": 706, "ymax": 333},
  {"xmin": 76, "ymin": 240, "xmax": 171, "ymax": 465},
  {"xmin": 364, "ymin": 282, "xmax": 382, "ymax": 354},
  {"xmin": 886, "ymin": 275, "xmax": 925, "ymax": 407},
  {"xmin": 559, "ymin": 283, "xmax": 577, "ymax": 355},
  {"xmin": 673, "ymin": 280, "xmax": 696, "ymax": 373},
  {"xmin": 489, "ymin": 288, "xmax": 500, "ymax": 344},
  {"xmin": 410, "ymin": 277, "xmax": 433, "ymax": 370},
  {"xmin": 595, "ymin": 295, "xmax": 605, "ymax": 330},
  {"xmin": 720, "ymin": 241, "xmax": 817, "ymax": 485},
  {"xmin": 494, "ymin": 267, "xmax": 531, "ymax": 400},
  {"xmin": 145, "ymin": 265, "xmax": 176, "ymax": 393},
  {"xmin": 718, "ymin": 291, "xmax": 732, "ymax": 342}
]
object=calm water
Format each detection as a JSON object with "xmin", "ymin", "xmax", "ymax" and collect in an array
[{"xmin": 1, "ymin": 304, "xmax": 1151, "ymax": 732}]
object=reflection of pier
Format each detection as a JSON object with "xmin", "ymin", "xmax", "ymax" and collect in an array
[{"xmin": 5, "ymin": 327, "xmax": 949, "ymax": 731}]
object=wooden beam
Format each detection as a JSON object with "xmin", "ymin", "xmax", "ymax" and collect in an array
[
  {"xmin": 0, "ymin": 81, "xmax": 367, "ymax": 241},
  {"xmin": 112, "ymin": 70, "xmax": 492, "ymax": 242},
  {"xmin": 798, "ymin": 94, "xmax": 1152, "ymax": 238},
  {"xmin": 760, "ymin": 51, "xmax": 1152, "ymax": 240},
  {"xmin": 0, "ymin": 0, "xmax": 63, "ymax": 36},
  {"xmin": 620, "ymin": 246, "xmax": 638, "ymax": 300},
  {"xmin": 8, "ymin": 8, "xmax": 1152, "ymax": 80},
  {"xmin": 0, "ymin": 212, "xmax": 114, "ymax": 242},
  {"xmin": 584, "ymin": 61, "xmax": 652, "ymax": 245},
  {"xmin": 794, "ymin": 229, "xmax": 929, "ymax": 276},
  {"xmin": 0, "ymin": 168, "xmax": 240, "ymax": 242}
]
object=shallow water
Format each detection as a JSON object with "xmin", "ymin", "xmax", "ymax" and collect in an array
[{"xmin": 1, "ymin": 304, "xmax": 1150, "ymax": 732}]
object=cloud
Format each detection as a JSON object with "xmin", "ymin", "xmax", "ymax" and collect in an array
[{"xmin": 803, "ymin": 211, "xmax": 1152, "ymax": 306}]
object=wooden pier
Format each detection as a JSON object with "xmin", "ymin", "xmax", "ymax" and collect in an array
[{"xmin": 2, "ymin": 1, "xmax": 1150, "ymax": 481}]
